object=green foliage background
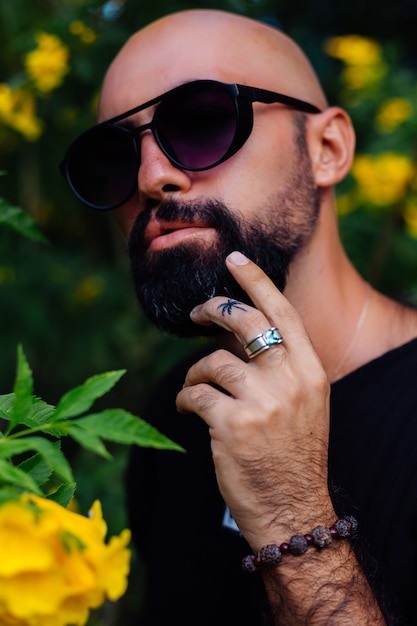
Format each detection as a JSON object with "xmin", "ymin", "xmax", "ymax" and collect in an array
[{"xmin": 1, "ymin": 0, "xmax": 417, "ymax": 623}]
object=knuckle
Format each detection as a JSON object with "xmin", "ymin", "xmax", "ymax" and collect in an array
[
  {"xmin": 214, "ymin": 362, "xmax": 245, "ymax": 386},
  {"xmin": 186, "ymin": 385, "xmax": 219, "ymax": 413},
  {"xmin": 205, "ymin": 350, "xmax": 245, "ymax": 386}
]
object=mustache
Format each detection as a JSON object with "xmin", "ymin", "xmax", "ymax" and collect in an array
[{"xmin": 128, "ymin": 198, "xmax": 229, "ymax": 248}]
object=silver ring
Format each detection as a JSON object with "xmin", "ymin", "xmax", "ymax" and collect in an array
[{"xmin": 244, "ymin": 327, "xmax": 284, "ymax": 359}]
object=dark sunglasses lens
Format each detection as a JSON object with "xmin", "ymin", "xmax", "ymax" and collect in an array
[
  {"xmin": 65, "ymin": 125, "xmax": 139, "ymax": 209},
  {"xmin": 156, "ymin": 83, "xmax": 237, "ymax": 170}
]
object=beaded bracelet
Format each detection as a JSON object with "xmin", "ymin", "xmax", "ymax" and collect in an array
[{"xmin": 241, "ymin": 515, "xmax": 358, "ymax": 573}]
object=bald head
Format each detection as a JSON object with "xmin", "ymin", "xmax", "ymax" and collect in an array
[{"xmin": 99, "ymin": 9, "xmax": 327, "ymax": 120}]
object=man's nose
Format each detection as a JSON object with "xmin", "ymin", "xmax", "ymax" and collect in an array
[{"xmin": 137, "ymin": 133, "xmax": 192, "ymax": 202}]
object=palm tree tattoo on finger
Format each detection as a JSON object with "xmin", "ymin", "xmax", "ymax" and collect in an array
[{"xmin": 217, "ymin": 299, "xmax": 247, "ymax": 316}]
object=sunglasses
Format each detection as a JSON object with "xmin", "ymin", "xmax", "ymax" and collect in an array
[{"xmin": 60, "ymin": 79, "xmax": 321, "ymax": 211}]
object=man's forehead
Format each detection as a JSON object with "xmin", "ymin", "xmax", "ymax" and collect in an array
[
  {"xmin": 102, "ymin": 16, "xmax": 273, "ymax": 94},
  {"xmin": 99, "ymin": 9, "xmax": 325, "ymax": 118}
]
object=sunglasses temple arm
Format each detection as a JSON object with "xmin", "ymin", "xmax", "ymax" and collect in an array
[
  {"xmin": 239, "ymin": 86, "xmax": 321, "ymax": 114},
  {"xmin": 104, "ymin": 94, "xmax": 163, "ymax": 126}
]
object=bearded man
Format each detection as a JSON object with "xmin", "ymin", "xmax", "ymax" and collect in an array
[{"xmin": 61, "ymin": 9, "xmax": 417, "ymax": 625}]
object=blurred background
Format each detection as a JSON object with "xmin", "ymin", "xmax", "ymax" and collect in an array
[{"xmin": 1, "ymin": 0, "xmax": 417, "ymax": 623}]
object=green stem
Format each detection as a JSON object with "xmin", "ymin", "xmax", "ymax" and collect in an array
[{"xmin": 6, "ymin": 423, "xmax": 63, "ymax": 440}]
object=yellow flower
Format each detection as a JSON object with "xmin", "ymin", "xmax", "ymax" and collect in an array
[
  {"xmin": 325, "ymin": 34, "xmax": 381, "ymax": 65},
  {"xmin": 0, "ymin": 84, "xmax": 42, "ymax": 141},
  {"xmin": 69, "ymin": 20, "xmax": 97, "ymax": 45},
  {"xmin": 352, "ymin": 152, "xmax": 415, "ymax": 206},
  {"xmin": 24, "ymin": 32, "xmax": 70, "ymax": 94},
  {"xmin": 342, "ymin": 63, "xmax": 386, "ymax": 90},
  {"xmin": 376, "ymin": 98, "xmax": 414, "ymax": 132},
  {"xmin": 0, "ymin": 494, "xmax": 131, "ymax": 626},
  {"xmin": 324, "ymin": 35, "xmax": 386, "ymax": 89}
]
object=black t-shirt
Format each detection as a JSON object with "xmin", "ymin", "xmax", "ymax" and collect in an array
[{"xmin": 126, "ymin": 339, "xmax": 417, "ymax": 625}]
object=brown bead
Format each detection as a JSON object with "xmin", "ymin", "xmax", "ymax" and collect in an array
[
  {"xmin": 241, "ymin": 554, "xmax": 259, "ymax": 573},
  {"xmin": 343, "ymin": 515, "xmax": 358, "ymax": 535},
  {"xmin": 259, "ymin": 544, "xmax": 282, "ymax": 566},
  {"xmin": 333, "ymin": 518, "xmax": 352, "ymax": 538},
  {"xmin": 311, "ymin": 525, "xmax": 332, "ymax": 548},
  {"xmin": 289, "ymin": 534, "xmax": 308, "ymax": 555}
]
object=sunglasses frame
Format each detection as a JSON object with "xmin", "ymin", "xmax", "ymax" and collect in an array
[{"xmin": 60, "ymin": 80, "xmax": 321, "ymax": 210}]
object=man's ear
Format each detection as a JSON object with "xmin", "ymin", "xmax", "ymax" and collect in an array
[{"xmin": 307, "ymin": 107, "xmax": 355, "ymax": 188}]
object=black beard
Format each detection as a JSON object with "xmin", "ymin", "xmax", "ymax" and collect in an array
[
  {"xmin": 128, "ymin": 193, "xmax": 318, "ymax": 338},
  {"xmin": 128, "ymin": 117, "xmax": 319, "ymax": 338}
]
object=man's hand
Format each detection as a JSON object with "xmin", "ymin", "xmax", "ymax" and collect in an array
[
  {"xmin": 176, "ymin": 251, "xmax": 332, "ymax": 548},
  {"xmin": 176, "ymin": 251, "xmax": 386, "ymax": 625}
]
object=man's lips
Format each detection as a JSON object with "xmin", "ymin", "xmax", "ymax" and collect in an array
[{"xmin": 144, "ymin": 219, "xmax": 216, "ymax": 251}]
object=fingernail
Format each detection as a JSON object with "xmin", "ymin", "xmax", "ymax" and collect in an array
[
  {"xmin": 190, "ymin": 304, "xmax": 202, "ymax": 318},
  {"xmin": 227, "ymin": 251, "xmax": 249, "ymax": 265}
]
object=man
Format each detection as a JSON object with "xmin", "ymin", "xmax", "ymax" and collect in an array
[{"xmin": 60, "ymin": 9, "xmax": 417, "ymax": 625}]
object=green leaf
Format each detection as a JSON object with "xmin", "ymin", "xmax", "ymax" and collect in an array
[
  {"xmin": 0, "ymin": 198, "xmax": 48, "ymax": 243},
  {"xmin": 75, "ymin": 409, "xmax": 185, "ymax": 452},
  {"xmin": 53, "ymin": 370, "xmax": 126, "ymax": 420},
  {"xmin": 26, "ymin": 398, "xmax": 56, "ymax": 427},
  {"xmin": 0, "ymin": 458, "xmax": 42, "ymax": 494},
  {"xmin": 47, "ymin": 483, "xmax": 76, "ymax": 508},
  {"xmin": 27, "ymin": 437, "xmax": 73, "ymax": 483},
  {"xmin": 66, "ymin": 423, "xmax": 112, "ymax": 459},
  {"xmin": 0, "ymin": 394, "xmax": 55, "ymax": 428},
  {"xmin": 0, "ymin": 439, "xmax": 37, "ymax": 458},
  {"xmin": 0, "ymin": 393, "xmax": 14, "ymax": 421},
  {"xmin": 0, "ymin": 437, "xmax": 73, "ymax": 483},
  {"xmin": 9, "ymin": 345, "xmax": 34, "ymax": 432},
  {"xmin": 18, "ymin": 453, "xmax": 53, "ymax": 487}
]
